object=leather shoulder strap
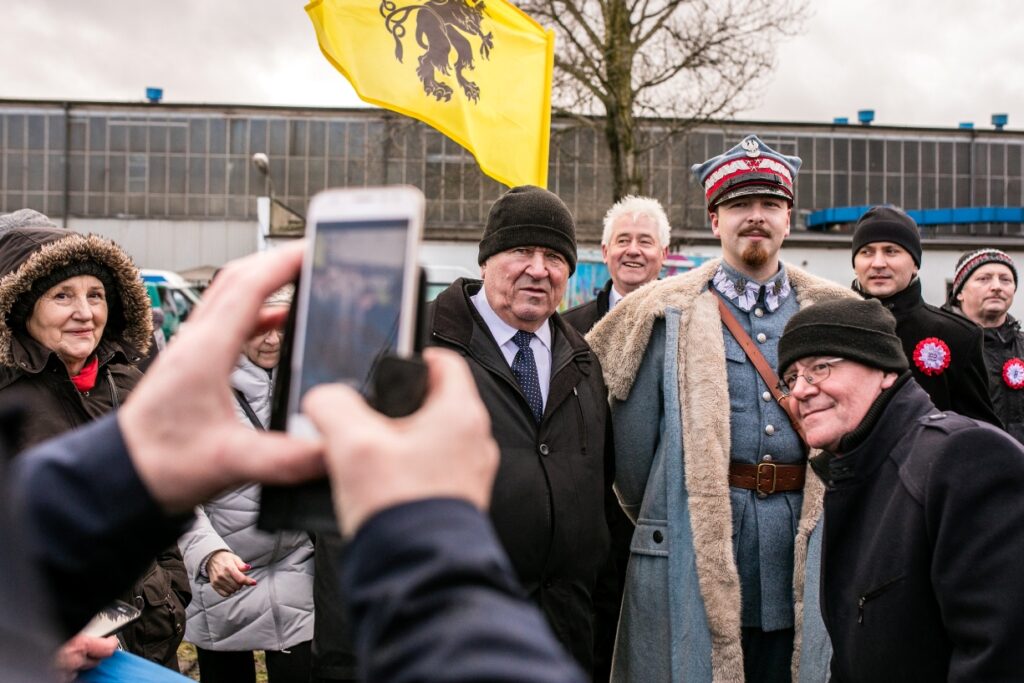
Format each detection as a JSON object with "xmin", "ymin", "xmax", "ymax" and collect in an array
[{"xmin": 715, "ymin": 293, "xmax": 808, "ymax": 444}]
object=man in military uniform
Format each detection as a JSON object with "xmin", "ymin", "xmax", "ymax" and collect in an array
[{"xmin": 588, "ymin": 135, "xmax": 844, "ymax": 682}]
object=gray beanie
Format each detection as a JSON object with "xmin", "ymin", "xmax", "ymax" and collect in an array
[
  {"xmin": 778, "ymin": 298, "xmax": 908, "ymax": 375},
  {"xmin": 0, "ymin": 209, "xmax": 58, "ymax": 236},
  {"xmin": 477, "ymin": 186, "xmax": 577, "ymax": 274}
]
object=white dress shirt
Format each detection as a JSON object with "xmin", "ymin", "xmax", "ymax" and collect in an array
[
  {"xmin": 470, "ymin": 288, "xmax": 552, "ymax": 408},
  {"xmin": 609, "ymin": 285, "xmax": 625, "ymax": 309}
]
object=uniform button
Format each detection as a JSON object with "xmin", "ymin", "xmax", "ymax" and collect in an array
[
  {"xmin": 762, "ymin": 391, "xmax": 771, "ymax": 402},
  {"xmin": 539, "ymin": 443, "xmax": 550, "ymax": 456},
  {"xmin": 762, "ymin": 454, "xmax": 773, "ymax": 462},
  {"xmin": 756, "ymin": 332, "xmax": 767, "ymax": 343},
  {"xmin": 653, "ymin": 530, "xmax": 664, "ymax": 543},
  {"xmin": 765, "ymin": 424, "xmax": 775, "ymax": 435},
  {"xmin": 754, "ymin": 308, "xmax": 764, "ymax": 318}
]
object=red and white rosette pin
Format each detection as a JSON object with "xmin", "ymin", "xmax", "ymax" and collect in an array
[
  {"xmin": 913, "ymin": 337, "xmax": 951, "ymax": 376},
  {"xmin": 1003, "ymin": 358, "xmax": 1024, "ymax": 390}
]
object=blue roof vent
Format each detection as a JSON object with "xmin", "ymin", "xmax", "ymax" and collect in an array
[
  {"xmin": 833, "ymin": 117, "xmax": 849, "ymax": 125},
  {"xmin": 857, "ymin": 109, "xmax": 875, "ymax": 126},
  {"xmin": 992, "ymin": 113, "xmax": 1009, "ymax": 130},
  {"xmin": 145, "ymin": 87, "xmax": 163, "ymax": 104},
  {"xmin": 959, "ymin": 122, "xmax": 974, "ymax": 129}
]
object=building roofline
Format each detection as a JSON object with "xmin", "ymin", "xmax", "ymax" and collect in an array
[{"xmin": 0, "ymin": 98, "xmax": 1019, "ymax": 137}]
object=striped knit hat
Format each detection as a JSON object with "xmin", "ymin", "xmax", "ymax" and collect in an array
[{"xmin": 950, "ymin": 248, "xmax": 1017, "ymax": 304}]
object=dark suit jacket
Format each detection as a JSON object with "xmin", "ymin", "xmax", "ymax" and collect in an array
[{"xmin": 563, "ymin": 279, "xmax": 613, "ymax": 334}]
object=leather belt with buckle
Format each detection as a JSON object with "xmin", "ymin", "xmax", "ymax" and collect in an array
[{"xmin": 728, "ymin": 462, "xmax": 805, "ymax": 497}]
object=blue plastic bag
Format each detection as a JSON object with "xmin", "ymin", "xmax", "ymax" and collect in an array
[{"xmin": 76, "ymin": 650, "xmax": 191, "ymax": 682}]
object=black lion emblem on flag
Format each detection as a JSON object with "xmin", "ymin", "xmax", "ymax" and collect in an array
[{"xmin": 380, "ymin": 0, "xmax": 494, "ymax": 103}]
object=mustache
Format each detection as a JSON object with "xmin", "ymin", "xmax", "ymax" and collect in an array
[{"xmin": 739, "ymin": 227, "xmax": 770, "ymax": 237}]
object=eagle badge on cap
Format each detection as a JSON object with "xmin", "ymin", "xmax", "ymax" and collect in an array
[{"xmin": 741, "ymin": 137, "xmax": 761, "ymax": 158}]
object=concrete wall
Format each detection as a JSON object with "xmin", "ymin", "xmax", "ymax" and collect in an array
[{"xmin": 68, "ymin": 218, "xmax": 259, "ymax": 272}]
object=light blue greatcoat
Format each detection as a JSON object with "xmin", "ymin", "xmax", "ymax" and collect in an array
[{"xmin": 587, "ymin": 258, "xmax": 850, "ymax": 682}]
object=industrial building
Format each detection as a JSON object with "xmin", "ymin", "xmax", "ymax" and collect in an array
[{"xmin": 2, "ymin": 98, "xmax": 1022, "ymax": 311}]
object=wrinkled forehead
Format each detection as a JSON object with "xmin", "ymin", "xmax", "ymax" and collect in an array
[
  {"xmin": 44, "ymin": 274, "xmax": 106, "ymax": 293},
  {"xmin": 610, "ymin": 213, "xmax": 661, "ymax": 239},
  {"xmin": 968, "ymin": 262, "xmax": 1015, "ymax": 281}
]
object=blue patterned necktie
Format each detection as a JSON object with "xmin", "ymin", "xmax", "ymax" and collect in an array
[{"xmin": 511, "ymin": 330, "xmax": 544, "ymax": 424}]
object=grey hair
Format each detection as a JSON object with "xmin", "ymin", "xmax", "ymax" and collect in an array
[{"xmin": 601, "ymin": 195, "xmax": 671, "ymax": 247}]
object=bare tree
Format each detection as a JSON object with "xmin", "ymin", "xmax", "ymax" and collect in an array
[{"xmin": 518, "ymin": 0, "xmax": 807, "ymax": 199}]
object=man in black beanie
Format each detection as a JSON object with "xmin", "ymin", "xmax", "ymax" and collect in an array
[
  {"xmin": 425, "ymin": 185, "xmax": 613, "ymax": 673},
  {"xmin": 851, "ymin": 205, "xmax": 999, "ymax": 426},
  {"xmin": 778, "ymin": 297, "xmax": 1024, "ymax": 681}
]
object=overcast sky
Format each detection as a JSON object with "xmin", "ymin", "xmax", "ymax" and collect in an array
[{"xmin": 2, "ymin": 0, "xmax": 1020, "ymax": 131}]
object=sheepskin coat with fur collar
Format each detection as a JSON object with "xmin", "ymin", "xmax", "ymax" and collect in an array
[{"xmin": 587, "ymin": 258, "xmax": 851, "ymax": 683}]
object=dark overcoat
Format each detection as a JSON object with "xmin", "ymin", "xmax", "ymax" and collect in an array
[
  {"xmin": 427, "ymin": 278, "xmax": 613, "ymax": 672},
  {"xmin": 820, "ymin": 376, "xmax": 1024, "ymax": 681}
]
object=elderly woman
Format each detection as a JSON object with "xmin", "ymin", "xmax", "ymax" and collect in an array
[
  {"xmin": 0, "ymin": 221, "xmax": 189, "ymax": 673},
  {"xmin": 179, "ymin": 286, "xmax": 315, "ymax": 683}
]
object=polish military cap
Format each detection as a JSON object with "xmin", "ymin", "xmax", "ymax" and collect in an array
[{"xmin": 691, "ymin": 134, "xmax": 802, "ymax": 209}]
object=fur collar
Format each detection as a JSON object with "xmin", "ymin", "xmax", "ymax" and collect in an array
[{"xmin": 588, "ymin": 258, "xmax": 853, "ymax": 400}]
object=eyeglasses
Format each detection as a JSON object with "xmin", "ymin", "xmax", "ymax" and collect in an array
[{"xmin": 780, "ymin": 358, "xmax": 845, "ymax": 393}]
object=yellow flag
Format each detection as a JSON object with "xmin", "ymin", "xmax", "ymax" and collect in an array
[{"xmin": 306, "ymin": 0, "xmax": 554, "ymax": 188}]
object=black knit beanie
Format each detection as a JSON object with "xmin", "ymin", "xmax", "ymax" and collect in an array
[
  {"xmin": 12, "ymin": 261, "xmax": 122, "ymax": 330},
  {"xmin": 778, "ymin": 298, "xmax": 908, "ymax": 375},
  {"xmin": 477, "ymin": 185, "xmax": 577, "ymax": 274},
  {"xmin": 851, "ymin": 206, "xmax": 922, "ymax": 267},
  {"xmin": 949, "ymin": 248, "xmax": 1018, "ymax": 304}
]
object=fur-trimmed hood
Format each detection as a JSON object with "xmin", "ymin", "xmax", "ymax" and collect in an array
[
  {"xmin": 0, "ymin": 227, "xmax": 152, "ymax": 367},
  {"xmin": 589, "ymin": 258, "xmax": 854, "ymax": 400}
]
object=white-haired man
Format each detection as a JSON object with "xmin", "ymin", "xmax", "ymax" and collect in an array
[{"xmin": 563, "ymin": 196, "xmax": 670, "ymax": 334}]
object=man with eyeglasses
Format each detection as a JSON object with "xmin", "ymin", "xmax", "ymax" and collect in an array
[
  {"xmin": 587, "ymin": 135, "xmax": 850, "ymax": 682},
  {"xmin": 778, "ymin": 297, "xmax": 1024, "ymax": 681}
]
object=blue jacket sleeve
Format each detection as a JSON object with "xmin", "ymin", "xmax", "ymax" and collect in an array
[
  {"xmin": 342, "ymin": 498, "xmax": 587, "ymax": 683},
  {"xmin": 10, "ymin": 414, "xmax": 193, "ymax": 635}
]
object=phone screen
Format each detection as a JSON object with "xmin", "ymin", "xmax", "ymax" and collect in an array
[{"xmin": 291, "ymin": 218, "xmax": 409, "ymax": 411}]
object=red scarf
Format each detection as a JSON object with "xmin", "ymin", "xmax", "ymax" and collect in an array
[{"xmin": 71, "ymin": 356, "xmax": 99, "ymax": 393}]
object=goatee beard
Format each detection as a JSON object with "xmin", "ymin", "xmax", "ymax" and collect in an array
[{"xmin": 742, "ymin": 242, "xmax": 769, "ymax": 269}]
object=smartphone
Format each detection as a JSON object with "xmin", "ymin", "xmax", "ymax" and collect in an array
[
  {"xmin": 80, "ymin": 600, "xmax": 142, "ymax": 638},
  {"xmin": 259, "ymin": 186, "xmax": 425, "ymax": 534},
  {"xmin": 286, "ymin": 186, "xmax": 424, "ymax": 439}
]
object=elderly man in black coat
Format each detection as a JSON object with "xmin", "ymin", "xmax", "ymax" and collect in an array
[
  {"xmin": 778, "ymin": 298, "xmax": 1024, "ymax": 682},
  {"xmin": 850, "ymin": 206, "xmax": 1000, "ymax": 427},
  {"xmin": 426, "ymin": 186, "xmax": 613, "ymax": 673}
]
